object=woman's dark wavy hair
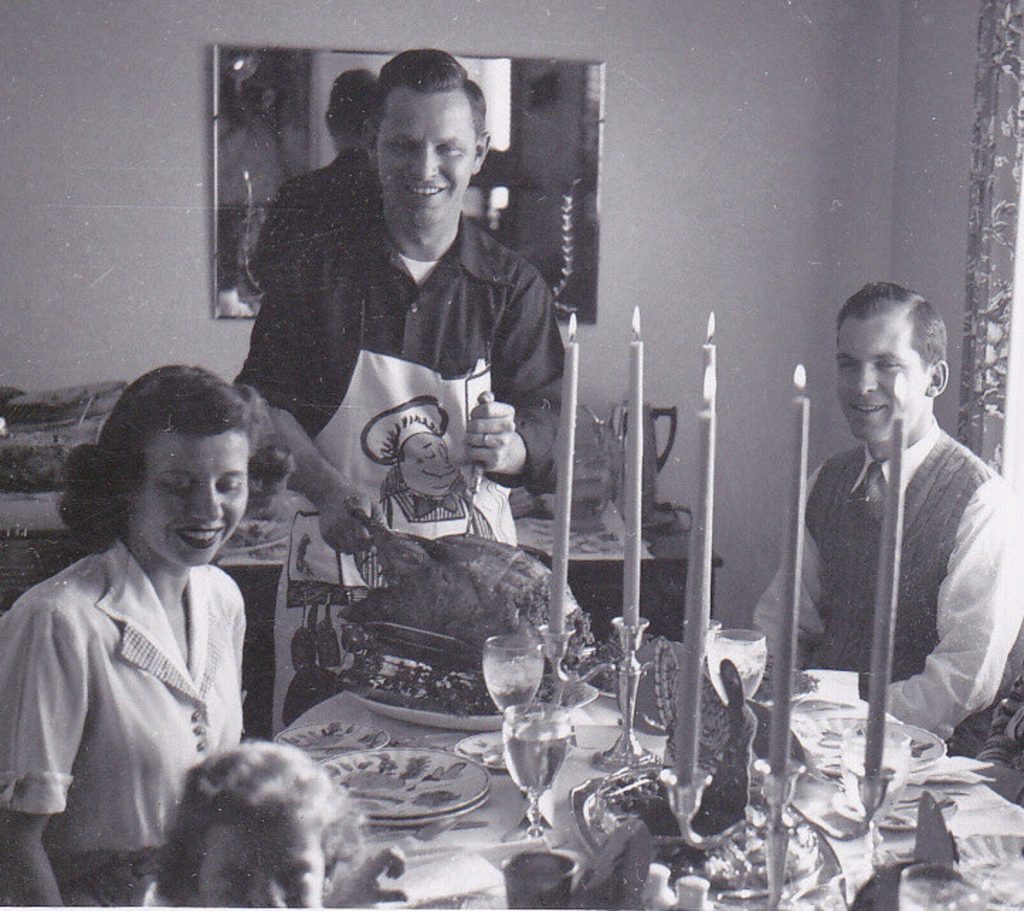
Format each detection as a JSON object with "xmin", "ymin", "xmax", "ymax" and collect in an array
[
  {"xmin": 59, "ymin": 365, "xmax": 291, "ymax": 551},
  {"xmin": 156, "ymin": 742, "xmax": 364, "ymax": 906}
]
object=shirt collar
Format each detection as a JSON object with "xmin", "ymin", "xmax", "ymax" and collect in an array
[
  {"xmin": 384, "ymin": 218, "xmax": 514, "ymax": 285},
  {"xmin": 96, "ymin": 539, "xmax": 210, "ymax": 686},
  {"xmin": 850, "ymin": 417, "xmax": 941, "ymax": 494}
]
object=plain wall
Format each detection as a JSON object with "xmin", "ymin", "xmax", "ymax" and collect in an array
[{"xmin": 0, "ymin": 0, "xmax": 981, "ymax": 624}]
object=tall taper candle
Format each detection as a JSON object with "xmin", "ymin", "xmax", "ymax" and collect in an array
[
  {"xmin": 549, "ymin": 315, "xmax": 579, "ymax": 636},
  {"xmin": 769, "ymin": 365, "xmax": 810, "ymax": 777},
  {"xmin": 703, "ymin": 313, "xmax": 717, "ymax": 407},
  {"xmin": 622, "ymin": 307, "xmax": 644, "ymax": 628},
  {"xmin": 865, "ymin": 373, "xmax": 907, "ymax": 780},
  {"xmin": 675, "ymin": 364, "xmax": 717, "ymax": 784}
]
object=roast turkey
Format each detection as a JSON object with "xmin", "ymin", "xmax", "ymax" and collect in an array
[{"xmin": 343, "ymin": 520, "xmax": 592, "ymax": 654}]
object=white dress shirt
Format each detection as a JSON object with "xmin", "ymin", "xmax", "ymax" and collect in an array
[{"xmin": 754, "ymin": 419, "xmax": 1024, "ymax": 740}]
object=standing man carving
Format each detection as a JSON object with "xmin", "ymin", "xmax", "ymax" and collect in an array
[{"xmin": 237, "ymin": 50, "xmax": 564, "ymax": 729}]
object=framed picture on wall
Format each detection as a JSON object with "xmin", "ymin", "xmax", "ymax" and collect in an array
[{"xmin": 211, "ymin": 46, "xmax": 605, "ymax": 322}]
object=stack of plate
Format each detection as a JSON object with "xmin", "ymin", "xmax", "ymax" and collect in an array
[{"xmin": 320, "ymin": 747, "xmax": 491, "ymax": 827}]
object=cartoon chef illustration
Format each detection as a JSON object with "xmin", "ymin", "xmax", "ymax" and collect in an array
[{"xmin": 361, "ymin": 396, "xmax": 495, "ymax": 538}]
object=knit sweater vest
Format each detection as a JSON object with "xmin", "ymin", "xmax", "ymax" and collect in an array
[{"xmin": 805, "ymin": 431, "xmax": 992, "ymax": 679}]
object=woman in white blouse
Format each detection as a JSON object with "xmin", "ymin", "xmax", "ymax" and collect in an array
[{"xmin": 0, "ymin": 366, "xmax": 276, "ymax": 905}]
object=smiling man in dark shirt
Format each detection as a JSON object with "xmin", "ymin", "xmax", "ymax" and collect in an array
[
  {"xmin": 239, "ymin": 49, "xmax": 563, "ymax": 552},
  {"xmin": 237, "ymin": 50, "xmax": 564, "ymax": 728}
]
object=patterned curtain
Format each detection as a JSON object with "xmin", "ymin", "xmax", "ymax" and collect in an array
[{"xmin": 960, "ymin": 0, "xmax": 1024, "ymax": 469}]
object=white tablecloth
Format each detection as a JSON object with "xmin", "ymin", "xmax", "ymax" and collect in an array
[{"xmin": 292, "ymin": 672, "xmax": 1024, "ymax": 907}]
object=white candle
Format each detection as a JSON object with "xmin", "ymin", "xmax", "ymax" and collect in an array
[
  {"xmin": 770, "ymin": 365, "xmax": 810, "ymax": 778},
  {"xmin": 865, "ymin": 373, "xmax": 906, "ymax": 779},
  {"xmin": 623, "ymin": 307, "xmax": 643, "ymax": 629},
  {"xmin": 703, "ymin": 312, "xmax": 717, "ymax": 405},
  {"xmin": 675, "ymin": 364, "xmax": 716, "ymax": 784},
  {"xmin": 549, "ymin": 315, "xmax": 579, "ymax": 636}
]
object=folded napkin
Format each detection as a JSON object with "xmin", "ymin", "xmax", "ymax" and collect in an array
[
  {"xmin": 914, "ymin": 792, "xmax": 959, "ymax": 865},
  {"xmin": 390, "ymin": 852, "xmax": 504, "ymax": 906},
  {"xmin": 908, "ymin": 756, "xmax": 991, "ymax": 787},
  {"xmin": 570, "ymin": 818, "xmax": 651, "ymax": 909}
]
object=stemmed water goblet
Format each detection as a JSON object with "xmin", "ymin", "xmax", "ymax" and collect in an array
[
  {"xmin": 705, "ymin": 628, "xmax": 767, "ymax": 702},
  {"xmin": 482, "ymin": 633, "xmax": 545, "ymax": 712},
  {"xmin": 839, "ymin": 724, "xmax": 912, "ymax": 865},
  {"xmin": 502, "ymin": 702, "xmax": 574, "ymax": 839}
]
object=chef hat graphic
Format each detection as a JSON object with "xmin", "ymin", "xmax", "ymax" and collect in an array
[{"xmin": 361, "ymin": 395, "xmax": 450, "ymax": 465}]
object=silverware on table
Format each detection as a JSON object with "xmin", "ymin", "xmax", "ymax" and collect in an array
[{"xmin": 413, "ymin": 818, "xmax": 489, "ymax": 842}]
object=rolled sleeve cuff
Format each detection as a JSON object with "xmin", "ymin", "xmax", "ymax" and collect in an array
[{"xmin": 0, "ymin": 769, "xmax": 73, "ymax": 815}]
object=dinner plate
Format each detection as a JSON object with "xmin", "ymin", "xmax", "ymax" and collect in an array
[
  {"xmin": 320, "ymin": 748, "xmax": 490, "ymax": 821},
  {"xmin": 275, "ymin": 720, "xmax": 390, "ymax": 760},
  {"xmin": 831, "ymin": 787, "xmax": 958, "ymax": 831},
  {"xmin": 364, "ymin": 790, "xmax": 490, "ymax": 828},
  {"xmin": 454, "ymin": 731, "xmax": 505, "ymax": 770},
  {"xmin": 352, "ymin": 681, "xmax": 601, "ymax": 732},
  {"xmin": 792, "ymin": 715, "xmax": 945, "ymax": 779}
]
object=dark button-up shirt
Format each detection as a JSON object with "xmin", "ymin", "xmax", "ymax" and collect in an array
[{"xmin": 238, "ymin": 214, "xmax": 563, "ymax": 491}]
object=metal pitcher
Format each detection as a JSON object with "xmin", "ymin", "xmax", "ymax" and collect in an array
[{"xmin": 609, "ymin": 403, "xmax": 678, "ymax": 522}]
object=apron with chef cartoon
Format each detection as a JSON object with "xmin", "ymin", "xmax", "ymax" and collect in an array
[{"xmin": 272, "ymin": 348, "xmax": 516, "ymax": 731}]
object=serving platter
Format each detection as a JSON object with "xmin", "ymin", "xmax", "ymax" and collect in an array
[
  {"xmin": 275, "ymin": 720, "xmax": 390, "ymax": 760},
  {"xmin": 350, "ymin": 693, "xmax": 503, "ymax": 731},
  {"xmin": 320, "ymin": 747, "xmax": 490, "ymax": 821},
  {"xmin": 569, "ymin": 773, "xmax": 846, "ymax": 907},
  {"xmin": 352, "ymin": 681, "xmax": 601, "ymax": 732}
]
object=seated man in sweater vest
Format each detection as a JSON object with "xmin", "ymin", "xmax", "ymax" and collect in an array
[{"xmin": 754, "ymin": 282, "xmax": 1022, "ymax": 754}]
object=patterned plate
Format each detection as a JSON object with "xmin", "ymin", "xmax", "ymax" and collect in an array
[
  {"xmin": 320, "ymin": 748, "xmax": 490, "ymax": 821},
  {"xmin": 454, "ymin": 731, "xmax": 505, "ymax": 770},
  {"xmin": 275, "ymin": 720, "xmax": 390, "ymax": 760}
]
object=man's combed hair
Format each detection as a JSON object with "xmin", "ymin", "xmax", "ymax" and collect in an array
[
  {"xmin": 375, "ymin": 48, "xmax": 487, "ymax": 136},
  {"xmin": 837, "ymin": 281, "xmax": 947, "ymax": 366}
]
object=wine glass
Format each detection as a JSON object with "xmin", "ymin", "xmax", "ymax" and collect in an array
[
  {"xmin": 705, "ymin": 628, "xmax": 767, "ymax": 702},
  {"xmin": 502, "ymin": 703, "xmax": 573, "ymax": 839},
  {"xmin": 483, "ymin": 633, "xmax": 545, "ymax": 712},
  {"xmin": 840, "ymin": 724, "xmax": 912, "ymax": 863}
]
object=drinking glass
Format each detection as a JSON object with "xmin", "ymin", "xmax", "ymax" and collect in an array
[
  {"xmin": 502, "ymin": 703, "xmax": 573, "ymax": 839},
  {"xmin": 705, "ymin": 628, "xmax": 767, "ymax": 702},
  {"xmin": 899, "ymin": 863, "xmax": 987, "ymax": 910},
  {"xmin": 840, "ymin": 724, "xmax": 912, "ymax": 862},
  {"xmin": 483, "ymin": 633, "xmax": 544, "ymax": 712}
]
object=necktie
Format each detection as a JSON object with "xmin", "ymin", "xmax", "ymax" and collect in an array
[{"xmin": 861, "ymin": 459, "xmax": 887, "ymax": 521}]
